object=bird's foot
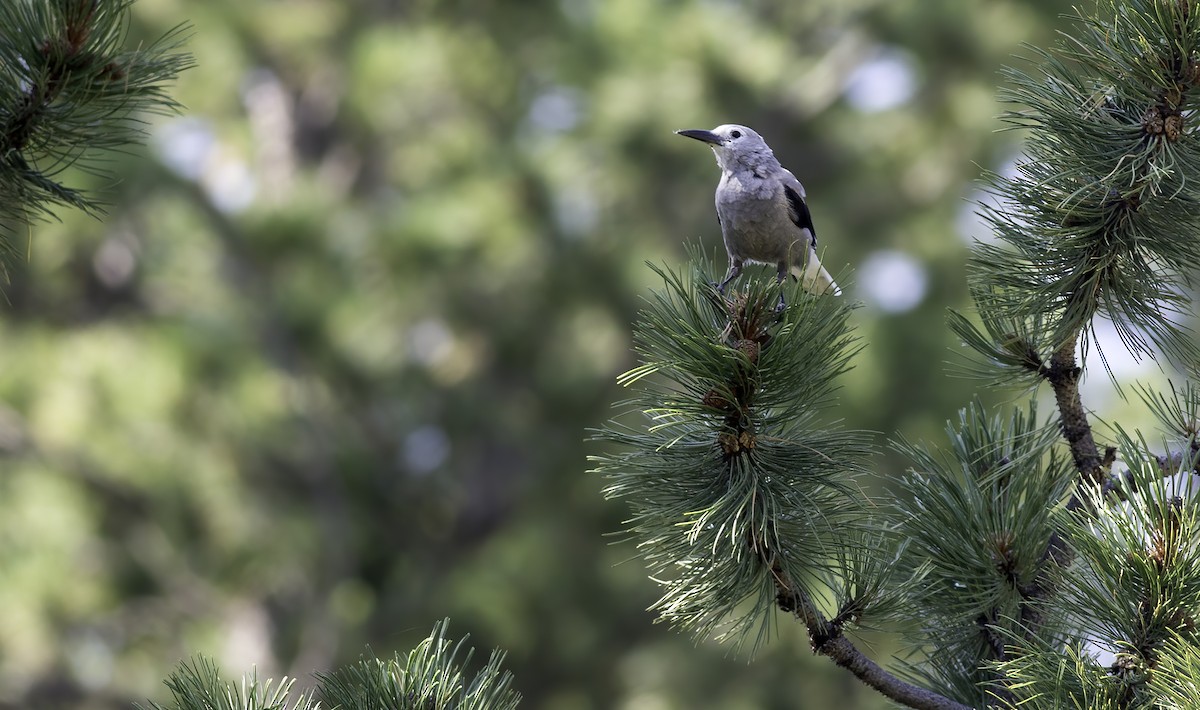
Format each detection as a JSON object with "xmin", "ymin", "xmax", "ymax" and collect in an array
[{"xmin": 774, "ymin": 293, "xmax": 787, "ymax": 313}]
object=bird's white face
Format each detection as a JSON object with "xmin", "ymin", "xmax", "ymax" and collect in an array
[
  {"xmin": 709, "ymin": 124, "xmax": 763, "ymax": 147},
  {"xmin": 676, "ymin": 124, "xmax": 773, "ymax": 171}
]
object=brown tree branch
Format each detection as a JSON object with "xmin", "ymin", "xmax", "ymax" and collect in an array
[
  {"xmin": 764, "ymin": 551, "xmax": 975, "ymax": 710},
  {"xmin": 1044, "ymin": 338, "xmax": 1105, "ymax": 488},
  {"xmin": 1011, "ymin": 335, "xmax": 1099, "ymax": 644}
]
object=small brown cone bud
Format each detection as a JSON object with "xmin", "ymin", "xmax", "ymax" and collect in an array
[
  {"xmin": 1165, "ymin": 113, "xmax": 1184, "ymax": 141},
  {"xmin": 702, "ymin": 388, "xmax": 731, "ymax": 412},
  {"xmin": 718, "ymin": 431, "xmax": 740, "ymax": 455},
  {"xmin": 1143, "ymin": 106, "xmax": 1164, "ymax": 135},
  {"xmin": 734, "ymin": 339, "xmax": 760, "ymax": 364}
]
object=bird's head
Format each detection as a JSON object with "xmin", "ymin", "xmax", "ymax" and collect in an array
[{"xmin": 675, "ymin": 124, "xmax": 775, "ymax": 172}]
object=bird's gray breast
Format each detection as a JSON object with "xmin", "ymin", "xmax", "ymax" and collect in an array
[{"xmin": 715, "ymin": 171, "xmax": 805, "ymax": 265}]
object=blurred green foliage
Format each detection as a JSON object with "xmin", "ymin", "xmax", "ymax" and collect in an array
[{"xmin": 0, "ymin": 0, "xmax": 1136, "ymax": 708}]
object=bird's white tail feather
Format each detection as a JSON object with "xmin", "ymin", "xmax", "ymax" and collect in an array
[{"xmin": 792, "ymin": 246, "xmax": 841, "ymax": 296}]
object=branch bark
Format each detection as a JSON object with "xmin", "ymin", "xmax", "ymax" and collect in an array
[
  {"xmin": 1044, "ymin": 338, "xmax": 1105, "ymax": 488},
  {"xmin": 765, "ymin": 553, "xmax": 975, "ymax": 710}
]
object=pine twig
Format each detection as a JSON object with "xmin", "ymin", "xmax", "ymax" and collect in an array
[
  {"xmin": 762, "ymin": 544, "xmax": 974, "ymax": 710},
  {"xmin": 1, "ymin": 3, "xmax": 97, "ymax": 155},
  {"xmin": 0, "ymin": 1, "xmax": 101, "ymax": 214},
  {"xmin": 0, "ymin": 0, "xmax": 192, "ymax": 235},
  {"xmin": 1043, "ymin": 338, "xmax": 1106, "ymax": 498}
]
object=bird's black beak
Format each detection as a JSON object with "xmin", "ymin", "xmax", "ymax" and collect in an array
[{"xmin": 675, "ymin": 129, "xmax": 723, "ymax": 145}]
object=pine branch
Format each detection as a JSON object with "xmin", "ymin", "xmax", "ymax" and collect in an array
[
  {"xmin": 136, "ymin": 658, "xmax": 315, "ymax": 710},
  {"xmin": 1135, "ymin": 379, "xmax": 1200, "ymax": 479},
  {"xmin": 946, "ymin": 289, "xmax": 1050, "ymax": 389},
  {"xmin": 1148, "ymin": 633, "xmax": 1200, "ymax": 708},
  {"xmin": 958, "ymin": 0, "xmax": 1200, "ymax": 373},
  {"xmin": 144, "ymin": 621, "xmax": 520, "ymax": 710},
  {"xmin": 993, "ymin": 434, "xmax": 1200, "ymax": 708},
  {"xmin": 950, "ymin": 4, "xmax": 1200, "ymax": 666},
  {"xmin": 316, "ymin": 619, "xmax": 520, "ymax": 710},
  {"xmin": 595, "ymin": 4, "xmax": 1200, "ymax": 708},
  {"xmin": 1044, "ymin": 338, "xmax": 1106, "ymax": 489},
  {"xmin": 766, "ymin": 544, "xmax": 975, "ymax": 710},
  {"xmin": 593, "ymin": 258, "xmax": 977, "ymax": 709},
  {"xmin": 891, "ymin": 401, "xmax": 1075, "ymax": 706},
  {"xmin": 592, "ymin": 256, "xmax": 873, "ymax": 649},
  {"xmin": 0, "ymin": 0, "xmax": 193, "ymax": 244}
]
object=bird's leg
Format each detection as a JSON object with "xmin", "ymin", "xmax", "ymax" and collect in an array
[
  {"xmin": 716, "ymin": 258, "xmax": 744, "ymax": 295},
  {"xmin": 774, "ymin": 261, "xmax": 787, "ymax": 312}
]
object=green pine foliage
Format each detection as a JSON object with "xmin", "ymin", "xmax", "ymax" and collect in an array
[
  {"xmin": 952, "ymin": 0, "xmax": 1200, "ymax": 371},
  {"xmin": 592, "ymin": 1, "xmax": 1200, "ymax": 708},
  {"xmin": 143, "ymin": 620, "xmax": 519, "ymax": 710},
  {"xmin": 590, "ymin": 255, "xmax": 872, "ymax": 649},
  {"xmin": 124, "ymin": 0, "xmax": 1200, "ymax": 707},
  {"xmin": 317, "ymin": 620, "xmax": 520, "ymax": 710},
  {"xmin": 136, "ymin": 657, "xmax": 316, "ymax": 710},
  {"xmin": 0, "ymin": 0, "xmax": 191, "ymax": 247},
  {"xmin": 1137, "ymin": 378, "xmax": 1200, "ymax": 450},
  {"xmin": 927, "ymin": 1, "xmax": 1200, "ymax": 706},
  {"xmin": 946, "ymin": 289, "xmax": 1050, "ymax": 387},
  {"xmin": 1148, "ymin": 634, "xmax": 1200, "ymax": 708},
  {"xmin": 992, "ymin": 438, "xmax": 1200, "ymax": 709},
  {"xmin": 933, "ymin": 0, "xmax": 1200, "ymax": 706},
  {"xmin": 890, "ymin": 402, "xmax": 1076, "ymax": 706}
]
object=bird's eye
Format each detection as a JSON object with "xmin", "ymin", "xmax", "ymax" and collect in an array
[{"xmin": 730, "ymin": 130, "xmax": 742, "ymax": 138}]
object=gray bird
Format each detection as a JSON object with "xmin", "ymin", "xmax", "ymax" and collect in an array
[{"xmin": 676, "ymin": 124, "xmax": 841, "ymax": 307}]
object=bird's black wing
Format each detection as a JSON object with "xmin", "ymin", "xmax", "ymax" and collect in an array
[{"xmin": 783, "ymin": 182, "xmax": 817, "ymax": 248}]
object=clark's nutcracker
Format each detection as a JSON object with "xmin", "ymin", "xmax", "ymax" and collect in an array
[{"xmin": 676, "ymin": 124, "xmax": 841, "ymax": 307}]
